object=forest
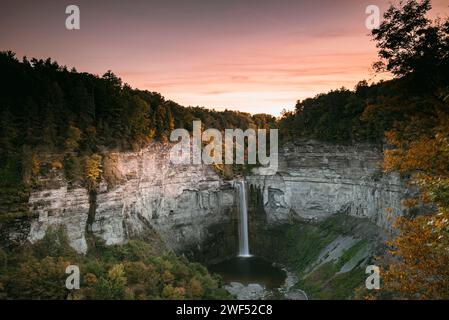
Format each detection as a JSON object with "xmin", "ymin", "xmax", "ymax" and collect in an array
[{"xmin": 0, "ymin": 52, "xmax": 277, "ymax": 221}]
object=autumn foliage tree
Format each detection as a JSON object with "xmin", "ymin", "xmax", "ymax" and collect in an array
[
  {"xmin": 380, "ymin": 112, "xmax": 449, "ymax": 299},
  {"xmin": 370, "ymin": 0, "xmax": 449, "ymax": 299},
  {"xmin": 83, "ymin": 154, "xmax": 102, "ymax": 190}
]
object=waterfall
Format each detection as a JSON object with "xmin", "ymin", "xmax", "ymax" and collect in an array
[{"xmin": 237, "ymin": 180, "xmax": 251, "ymax": 257}]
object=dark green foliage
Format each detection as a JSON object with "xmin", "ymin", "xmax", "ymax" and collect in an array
[
  {"xmin": 279, "ymin": 88, "xmax": 372, "ymax": 143},
  {"xmin": 5, "ymin": 256, "xmax": 72, "ymax": 299},
  {"xmin": 278, "ymin": 79, "xmax": 442, "ymax": 144},
  {"xmin": 372, "ymin": 0, "xmax": 449, "ymax": 88},
  {"xmin": 0, "ymin": 51, "xmax": 275, "ymax": 219},
  {"xmin": 63, "ymin": 155, "xmax": 82, "ymax": 185},
  {"xmin": 0, "ymin": 51, "xmax": 274, "ymax": 153}
]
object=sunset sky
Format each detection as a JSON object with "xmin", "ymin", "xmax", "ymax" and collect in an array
[{"xmin": 1, "ymin": 0, "xmax": 448, "ymax": 115}]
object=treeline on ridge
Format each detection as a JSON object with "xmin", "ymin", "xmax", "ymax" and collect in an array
[{"xmin": 0, "ymin": 51, "xmax": 276, "ymax": 218}]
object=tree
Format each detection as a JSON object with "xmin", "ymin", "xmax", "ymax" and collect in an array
[
  {"xmin": 125, "ymin": 95, "xmax": 151, "ymax": 144},
  {"xmin": 154, "ymin": 104, "xmax": 174, "ymax": 141},
  {"xmin": 6, "ymin": 256, "xmax": 71, "ymax": 299},
  {"xmin": 102, "ymin": 70, "xmax": 122, "ymax": 89},
  {"xmin": 379, "ymin": 112, "xmax": 449, "ymax": 299},
  {"xmin": 64, "ymin": 125, "xmax": 82, "ymax": 151},
  {"xmin": 0, "ymin": 107, "xmax": 17, "ymax": 153},
  {"xmin": 69, "ymin": 80, "xmax": 95, "ymax": 129},
  {"xmin": 372, "ymin": 0, "xmax": 449, "ymax": 87},
  {"xmin": 94, "ymin": 264, "xmax": 127, "ymax": 300},
  {"xmin": 21, "ymin": 145, "xmax": 40, "ymax": 187},
  {"xmin": 161, "ymin": 284, "xmax": 185, "ymax": 300},
  {"xmin": 188, "ymin": 278, "xmax": 204, "ymax": 298},
  {"xmin": 83, "ymin": 153, "xmax": 102, "ymax": 190}
]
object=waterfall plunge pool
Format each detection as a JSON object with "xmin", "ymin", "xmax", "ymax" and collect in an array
[
  {"xmin": 209, "ymin": 256, "xmax": 286, "ymax": 290},
  {"xmin": 209, "ymin": 181, "xmax": 287, "ymax": 299}
]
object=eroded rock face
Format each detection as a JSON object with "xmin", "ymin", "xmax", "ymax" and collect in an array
[
  {"xmin": 28, "ymin": 186, "xmax": 90, "ymax": 253},
  {"xmin": 25, "ymin": 140, "xmax": 408, "ymax": 255},
  {"xmin": 248, "ymin": 140, "xmax": 408, "ymax": 229},
  {"xmin": 28, "ymin": 144, "xmax": 236, "ymax": 254}
]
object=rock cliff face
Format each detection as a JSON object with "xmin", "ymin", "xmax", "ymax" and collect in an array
[
  {"xmin": 25, "ymin": 141, "xmax": 408, "ymax": 255},
  {"xmin": 28, "ymin": 144, "xmax": 237, "ymax": 255},
  {"xmin": 247, "ymin": 140, "xmax": 408, "ymax": 229}
]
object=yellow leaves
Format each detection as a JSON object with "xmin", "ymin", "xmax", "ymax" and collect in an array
[
  {"xmin": 380, "ymin": 111, "xmax": 449, "ymax": 299},
  {"xmin": 385, "ymin": 129, "xmax": 402, "ymax": 147},
  {"xmin": 162, "ymin": 284, "xmax": 186, "ymax": 300},
  {"xmin": 51, "ymin": 160, "xmax": 63, "ymax": 171},
  {"xmin": 189, "ymin": 278, "xmax": 204, "ymax": 298},
  {"xmin": 382, "ymin": 113, "xmax": 449, "ymax": 297},
  {"xmin": 108, "ymin": 263, "xmax": 127, "ymax": 287},
  {"xmin": 402, "ymin": 198, "xmax": 419, "ymax": 208},
  {"xmin": 173, "ymin": 287, "xmax": 186, "ymax": 299},
  {"xmin": 384, "ymin": 136, "xmax": 439, "ymax": 173},
  {"xmin": 383, "ymin": 149, "xmax": 403, "ymax": 172},
  {"xmin": 102, "ymin": 153, "xmax": 122, "ymax": 188},
  {"xmin": 83, "ymin": 153, "xmax": 102, "ymax": 190}
]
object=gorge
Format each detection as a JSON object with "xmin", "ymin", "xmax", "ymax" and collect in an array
[
  {"xmin": 2, "ymin": 0, "xmax": 448, "ymax": 301},
  {"xmin": 1, "ymin": 139, "xmax": 409, "ymax": 299}
]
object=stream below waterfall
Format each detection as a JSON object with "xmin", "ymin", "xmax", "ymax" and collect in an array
[
  {"xmin": 209, "ymin": 256, "xmax": 286, "ymax": 289},
  {"xmin": 209, "ymin": 256, "xmax": 294, "ymax": 300}
]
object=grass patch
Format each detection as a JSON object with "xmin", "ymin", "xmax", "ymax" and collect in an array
[
  {"xmin": 284, "ymin": 214, "xmax": 350, "ymax": 276},
  {"xmin": 297, "ymin": 264, "xmax": 366, "ymax": 299},
  {"xmin": 281, "ymin": 214, "xmax": 375, "ymax": 299}
]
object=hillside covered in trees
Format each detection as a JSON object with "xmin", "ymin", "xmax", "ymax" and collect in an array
[
  {"xmin": 279, "ymin": 0, "xmax": 448, "ymax": 144},
  {"xmin": 0, "ymin": 52, "xmax": 276, "ymax": 221},
  {"xmin": 0, "ymin": 52, "xmax": 276, "ymax": 299}
]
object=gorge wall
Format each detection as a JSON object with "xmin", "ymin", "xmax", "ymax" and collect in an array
[
  {"xmin": 17, "ymin": 140, "xmax": 409, "ymax": 258},
  {"xmin": 248, "ymin": 140, "xmax": 408, "ymax": 229},
  {"xmin": 27, "ymin": 144, "xmax": 237, "ymax": 258}
]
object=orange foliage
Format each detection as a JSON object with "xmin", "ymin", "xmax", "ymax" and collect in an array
[
  {"xmin": 383, "ymin": 118, "xmax": 449, "ymax": 175},
  {"xmin": 380, "ymin": 111, "xmax": 449, "ymax": 299},
  {"xmin": 383, "ymin": 214, "xmax": 449, "ymax": 299}
]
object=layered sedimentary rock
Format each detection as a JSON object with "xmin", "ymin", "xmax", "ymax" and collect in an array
[
  {"xmin": 25, "ymin": 140, "xmax": 408, "ymax": 255},
  {"xmin": 28, "ymin": 185, "xmax": 90, "ymax": 253},
  {"xmin": 28, "ymin": 144, "xmax": 236, "ymax": 254},
  {"xmin": 248, "ymin": 140, "xmax": 408, "ymax": 229}
]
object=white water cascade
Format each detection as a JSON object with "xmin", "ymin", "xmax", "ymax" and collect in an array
[{"xmin": 237, "ymin": 180, "xmax": 251, "ymax": 257}]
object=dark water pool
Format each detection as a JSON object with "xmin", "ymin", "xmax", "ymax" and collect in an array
[{"xmin": 209, "ymin": 256, "xmax": 287, "ymax": 289}]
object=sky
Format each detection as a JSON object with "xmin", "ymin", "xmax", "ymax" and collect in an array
[{"xmin": 1, "ymin": 0, "xmax": 449, "ymax": 116}]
